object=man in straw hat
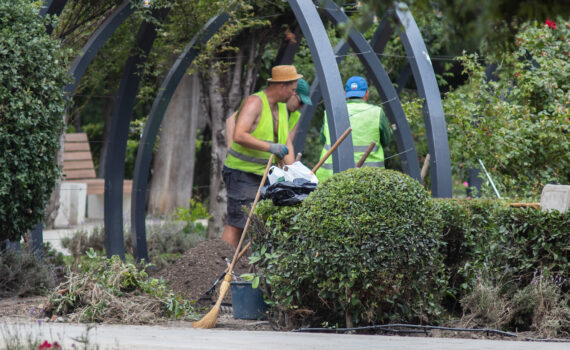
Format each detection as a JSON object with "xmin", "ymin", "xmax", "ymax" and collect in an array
[
  {"xmin": 225, "ymin": 78, "xmax": 312, "ymax": 148},
  {"xmin": 222, "ymin": 65, "xmax": 303, "ymax": 247}
]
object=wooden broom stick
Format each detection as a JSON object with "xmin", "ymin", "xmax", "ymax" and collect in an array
[
  {"xmin": 311, "ymin": 127, "xmax": 352, "ymax": 174},
  {"xmin": 193, "ymin": 155, "xmax": 274, "ymax": 329},
  {"xmin": 356, "ymin": 142, "xmax": 376, "ymax": 168}
]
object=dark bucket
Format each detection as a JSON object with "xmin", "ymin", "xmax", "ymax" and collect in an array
[{"xmin": 230, "ymin": 281, "xmax": 268, "ymax": 320}]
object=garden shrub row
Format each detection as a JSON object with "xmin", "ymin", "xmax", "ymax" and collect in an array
[
  {"xmin": 436, "ymin": 198, "xmax": 570, "ymax": 304},
  {"xmin": 250, "ymin": 168, "xmax": 569, "ymax": 329}
]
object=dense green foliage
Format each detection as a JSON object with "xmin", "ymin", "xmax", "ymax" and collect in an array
[
  {"xmin": 436, "ymin": 199, "xmax": 570, "ymax": 305},
  {"xmin": 404, "ymin": 18, "xmax": 569, "ymax": 199},
  {"xmin": 0, "ymin": 0, "xmax": 69, "ymax": 240},
  {"xmin": 251, "ymin": 168, "xmax": 446, "ymax": 328},
  {"xmin": 436, "ymin": 198, "xmax": 570, "ymax": 335}
]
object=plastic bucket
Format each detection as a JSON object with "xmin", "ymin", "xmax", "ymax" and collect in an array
[{"xmin": 230, "ymin": 281, "xmax": 268, "ymax": 320}]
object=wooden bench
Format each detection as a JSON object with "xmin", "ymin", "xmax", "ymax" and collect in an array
[
  {"xmin": 63, "ymin": 133, "xmax": 132, "ymax": 194},
  {"xmin": 63, "ymin": 133, "xmax": 132, "ymax": 220}
]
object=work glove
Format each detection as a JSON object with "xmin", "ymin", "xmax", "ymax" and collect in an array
[{"xmin": 268, "ymin": 143, "xmax": 289, "ymax": 158}]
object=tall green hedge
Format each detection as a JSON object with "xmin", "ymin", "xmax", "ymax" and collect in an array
[
  {"xmin": 435, "ymin": 198, "xmax": 570, "ymax": 306},
  {"xmin": 0, "ymin": 0, "xmax": 69, "ymax": 241},
  {"xmin": 251, "ymin": 168, "xmax": 447, "ymax": 328}
]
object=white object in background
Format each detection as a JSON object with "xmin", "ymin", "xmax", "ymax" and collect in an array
[
  {"xmin": 87, "ymin": 193, "xmax": 132, "ymax": 223},
  {"xmin": 540, "ymin": 184, "xmax": 570, "ymax": 213},
  {"xmin": 54, "ymin": 182, "xmax": 87, "ymax": 228}
]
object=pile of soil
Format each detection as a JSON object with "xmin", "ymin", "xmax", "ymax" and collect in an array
[{"xmin": 153, "ymin": 238, "xmax": 251, "ymax": 306}]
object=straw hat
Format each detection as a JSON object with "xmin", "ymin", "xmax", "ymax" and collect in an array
[{"xmin": 267, "ymin": 65, "xmax": 303, "ymax": 82}]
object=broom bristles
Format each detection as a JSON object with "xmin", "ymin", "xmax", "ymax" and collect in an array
[{"xmin": 192, "ymin": 274, "xmax": 232, "ymax": 329}]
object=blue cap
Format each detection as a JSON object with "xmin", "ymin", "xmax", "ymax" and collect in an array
[{"xmin": 345, "ymin": 76, "xmax": 368, "ymax": 98}]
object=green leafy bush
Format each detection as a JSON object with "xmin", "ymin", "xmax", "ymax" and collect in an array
[
  {"xmin": 251, "ymin": 168, "xmax": 446, "ymax": 328},
  {"xmin": 443, "ymin": 19, "xmax": 570, "ymax": 199},
  {"xmin": 435, "ymin": 198, "xmax": 570, "ymax": 309},
  {"xmin": 170, "ymin": 198, "xmax": 210, "ymax": 234},
  {"xmin": 0, "ymin": 0, "xmax": 70, "ymax": 241}
]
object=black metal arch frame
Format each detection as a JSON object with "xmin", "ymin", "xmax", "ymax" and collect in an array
[
  {"xmin": 130, "ymin": 14, "xmax": 231, "ymax": 261},
  {"xmin": 40, "ymin": 0, "xmax": 451, "ymax": 260}
]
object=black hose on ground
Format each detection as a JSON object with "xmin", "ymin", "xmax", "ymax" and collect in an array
[{"xmin": 294, "ymin": 324, "xmax": 570, "ymax": 342}]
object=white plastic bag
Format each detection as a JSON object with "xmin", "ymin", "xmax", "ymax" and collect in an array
[
  {"xmin": 282, "ymin": 161, "xmax": 318, "ymax": 184},
  {"xmin": 268, "ymin": 162, "xmax": 318, "ymax": 185}
]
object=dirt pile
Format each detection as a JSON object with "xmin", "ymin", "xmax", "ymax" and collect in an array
[{"xmin": 153, "ymin": 238, "xmax": 251, "ymax": 305}]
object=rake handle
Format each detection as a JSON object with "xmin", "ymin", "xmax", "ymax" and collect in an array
[
  {"xmin": 226, "ymin": 155, "xmax": 273, "ymax": 275},
  {"xmin": 204, "ymin": 241, "xmax": 252, "ymax": 295},
  {"xmin": 356, "ymin": 142, "xmax": 376, "ymax": 168},
  {"xmin": 311, "ymin": 127, "xmax": 352, "ymax": 174}
]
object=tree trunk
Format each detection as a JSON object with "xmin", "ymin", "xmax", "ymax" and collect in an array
[
  {"xmin": 43, "ymin": 133, "xmax": 65, "ymax": 229},
  {"xmin": 201, "ymin": 36, "xmax": 268, "ymax": 239},
  {"xmin": 203, "ymin": 68, "xmax": 228, "ymax": 239},
  {"xmin": 148, "ymin": 74, "xmax": 201, "ymax": 214}
]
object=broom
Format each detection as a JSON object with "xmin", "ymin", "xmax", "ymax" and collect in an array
[{"xmin": 193, "ymin": 155, "xmax": 274, "ymax": 329}]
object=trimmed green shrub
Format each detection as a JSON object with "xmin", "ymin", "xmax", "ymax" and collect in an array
[
  {"xmin": 251, "ymin": 168, "xmax": 446, "ymax": 328},
  {"xmin": 435, "ymin": 198, "xmax": 570, "ymax": 306},
  {"xmin": 0, "ymin": 0, "xmax": 69, "ymax": 241}
]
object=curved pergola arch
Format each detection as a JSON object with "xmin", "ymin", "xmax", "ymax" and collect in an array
[
  {"xmin": 40, "ymin": 0, "xmax": 451, "ymax": 260},
  {"xmin": 130, "ymin": 14, "xmax": 231, "ymax": 261},
  {"xmin": 311, "ymin": 0, "xmax": 422, "ymax": 181},
  {"xmin": 65, "ymin": 1, "xmax": 134, "ymax": 95}
]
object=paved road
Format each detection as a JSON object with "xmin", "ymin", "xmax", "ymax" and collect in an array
[{"xmin": 1, "ymin": 320, "xmax": 568, "ymax": 350}]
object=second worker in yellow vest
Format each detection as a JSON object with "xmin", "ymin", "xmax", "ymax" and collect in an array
[
  {"xmin": 316, "ymin": 76, "xmax": 393, "ymax": 182},
  {"xmin": 222, "ymin": 65, "xmax": 302, "ymax": 247}
]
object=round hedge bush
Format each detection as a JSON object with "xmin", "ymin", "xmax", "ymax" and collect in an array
[
  {"xmin": 0, "ymin": 0, "xmax": 68, "ymax": 241},
  {"xmin": 251, "ymin": 168, "xmax": 446, "ymax": 328}
]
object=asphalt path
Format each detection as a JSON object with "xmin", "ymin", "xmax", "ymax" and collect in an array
[{"xmin": 1, "ymin": 320, "xmax": 569, "ymax": 350}]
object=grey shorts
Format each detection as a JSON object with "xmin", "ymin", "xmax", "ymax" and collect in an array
[{"xmin": 222, "ymin": 166, "xmax": 263, "ymax": 228}]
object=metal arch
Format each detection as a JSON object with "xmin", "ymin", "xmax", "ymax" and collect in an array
[
  {"xmin": 287, "ymin": 0, "xmax": 354, "ymax": 172},
  {"xmin": 293, "ymin": 39, "xmax": 350, "ymax": 154},
  {"xmin": 275, "ymin": 25, "xmax": 302, "ymax": 65},
  {"xmin": 65, "ymin": 1, "xmax": 134, "ymax": 95},
  {"xmin": 371, "ymin": 14, "xmax": 395, "ymax": 54},
  {"xmin": 130, "ymin": 13, "xmax": 231, "ymax": 262},
  {"xmin": 320, "ymin": 0, "xmax": 421, "ymax": 181},
  {"xmin": 104, "ymin": 8, "xmax": 169, "ymax": 259},
  {"xmin": 393, "ymin": 3, "xmax": 452, "ymax": 197}
]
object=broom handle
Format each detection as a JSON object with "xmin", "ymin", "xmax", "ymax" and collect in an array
[
  {"xmin": 311, "ymin": 127, "xmax": 352, "ymax": 174},
  {"xmin": 356, "ymin": 142, "xmax": 376, "ymax": 168},
  {"xmin": 227, "ymin": 155, "xmax": 274, "ymax": 275}
]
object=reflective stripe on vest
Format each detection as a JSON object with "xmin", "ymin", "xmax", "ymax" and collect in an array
[
  {"xmin": 322, "ymin": 161, "xmax": 384, "ymax": 170},
  {"xmin": 315, "ymin": 99, "xmax": 385, "ymax": 182},
  {"xmin": 324, "ymin": 144, "xmax": 379, "ymax": 153},
  {"xmin": 227, "ymin": 148, "xmax": 267, "ymax": 165},
  {"xmin": 224, "ymin": 91, "xmax": 289, "ymax": 175}
]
